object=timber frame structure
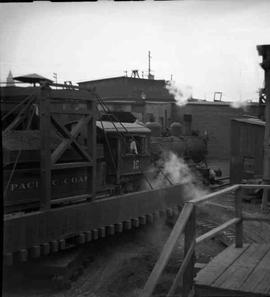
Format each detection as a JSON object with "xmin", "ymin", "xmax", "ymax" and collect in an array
[
  {"xmin": 2, "ymin": 82, "xmax": 188, "ymax": 265},
  {"xmin": 2, "ymin": 82, "xmax": 97, "ymax": 208},
  {"xmin": 38, "ymin": 82, "xmax": 97, "ymax": 208}
]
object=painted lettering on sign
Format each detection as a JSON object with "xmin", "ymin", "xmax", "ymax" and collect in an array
[{"xmin": 8, "ymin": 175, "xmax": 88, "ymax": 192}]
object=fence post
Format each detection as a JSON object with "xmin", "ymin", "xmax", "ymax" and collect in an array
[
  {"xmin": 235, "ymin": 187, "xmax": 243, "ymax": 248},
  {"xmin": 183, "ymin": 204, "xmax": 196, "ymax": 297}
]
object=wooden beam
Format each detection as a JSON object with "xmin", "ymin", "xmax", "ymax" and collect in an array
[
  {"xmin": 242, "ymin": 215, "xmax": 270, "ymax": 222},
  {"xmin": 115, "ymin": 223, "xmax": 123, "ymax": 233},
  {"xmin": 167, "ymin": 240, "xmax": 196, "ymax": 297},
  {"xmin": 86, "ymin": 111, "xmax": 96, "ymax": 200},
  {"xmin": 99, "ymin": 227, "xmax": 106, "ymax": 238},
  {"xmin": 190, "ymin": 184, "xmax": 239, "ymax": 205},
  {"xmin": 50, "ymin": 194, "xmax": 90, "ymax": 205},
  {"xmin": 1, "ymin": 93, "xmax": 34, "ymax": 121},
  {"xmin": 107, "ymin": 225, "xmax": 115, "ymax": 236},
  {"xmin": 140, "ymin": 203, "xmax": 194, "ymax": 297},
  {"xmin": 52, "ymin": 162, "xmax": 93, "ymax": 170},
  {"xmin": 3, "ymin": 95, "xmax": 35, "ymax": 134},
  {"xmin": 235, "ymin": 188, "xmax": 243, "ymax": 248},
  {"xmin": 92, "ymin": 229, "xmax": 98, "ymax": 240},
  {"xmin": 41, "ymin": 243, "xmax": 50, "ymax": 255},
  {"xmin": 51, "ymin": 110, "xmax": 93, "ymax": 115},
  {"xmin": 18, "ymin": 249, "xmax": 28, "ymax": 262},
  {"xmin": 39, "ymin": 86, "xmax": 51, "ymax": 210},
  {"xmin": 85, "ymin": 231, "xmax": 92, "ymax": 242},
  {"xmin": 50, "ymin": 115, "xmax": 92, "ymax": 164},
  {"xmin": 4, "ymin": 253, "xmax": 13, "ymax": 266},
  {"xmin": 183, "ymin": 206, "xmax": 196, "ymax": 297},
  {"xmin": 196, "ymin": 217, "xmax": 240, "ymax": 244},
  {"xmin": 240, "ymin": 184, "xmax": 270, "ymax": 190}
]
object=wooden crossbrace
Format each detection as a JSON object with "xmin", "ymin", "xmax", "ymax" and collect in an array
[{"xmin": 51, "ymin": 115, "xmax": 93, "ymax": 164}]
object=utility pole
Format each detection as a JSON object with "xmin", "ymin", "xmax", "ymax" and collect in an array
[
  {"xmin": 148, "ymin": 50, "xmax": 152, "ymax": 79},
  {"xmin": 53, "ymin": 72, "xmax": 57, "ymax": 89},
  {"xmin": 257, "ymin": 44, "xmax": 270, "ymax": 212}
]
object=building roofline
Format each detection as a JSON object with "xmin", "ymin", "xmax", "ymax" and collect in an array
[
  {"xmin": 185, "ymin": 100, "xmax": 260, "ymax": 106},
  {"xmin": 78, "ymin": 76, "xmax": 166, "ymax": 84},
  {"xmin": 232, "ymin": 117, "xmax": 265, "ymax": 126}
]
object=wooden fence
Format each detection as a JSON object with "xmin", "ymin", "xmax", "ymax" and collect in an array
[{"xmin": 140, "ymin": 184, "xmax": 270, "ymax": 297}]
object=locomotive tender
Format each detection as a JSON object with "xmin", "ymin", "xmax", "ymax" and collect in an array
[{"xmin": 2, "ymin": 82, "xmax": 188, "ymax": 266}]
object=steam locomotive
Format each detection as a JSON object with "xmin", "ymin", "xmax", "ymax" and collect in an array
[{"xmin": 1, "ymin": 81, "xmax": 215, "ymax": 265}]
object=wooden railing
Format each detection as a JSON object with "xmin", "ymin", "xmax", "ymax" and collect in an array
[{"xmin": 140, "ymin": 184, "xmax": 270, "ymax": 297}]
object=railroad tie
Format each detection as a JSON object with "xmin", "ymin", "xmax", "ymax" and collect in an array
[
  {"xmin": 115, "ymin": 222, "xmax": 123, "ymax": 233},
  {"xmin": 124, "ymin": 220, "xmax": 132, "ymax": 230},
  {"xmin": 30, "ymin": 245, "xmax": 40, "ymax": 258},
  {"xmin": 92, "ymin": 229, "xmax": 99, "ymax": 240},
  {"xmin": 84, "ymin": 231, "xmax": 92, "ymax": 242},
  {"xmin": 59, "ymin": 239, "xmax": 66, "ymax": 250},
  {"xmin": 159, "ymin": 209, "xmax": 166, "ymax": 217},
  {"xmin": 107, "ymin": 225, "xmax": 115, "ymax": 236},
  {"xmin": 4, "ymin": 253, "xmax": 13, "ymax": 266},
  {"xmin": 139, "ymin": 216, "xmax": 147, "ymax": 225},
  {"xmin": 153, "ymin": 211, "xmax": 160, "ymax": 220},
  {"xmin": 17, "ymin": 249, "xmax": 28, "ymax": 262},
  {"xmin": 77, "ymin": 233, "xmax": 86, "ymax": 244},
  {"xmin": 146, "ymin": 213, "xmax": 154, "ymax": 224},
  {"xmin": 50, "ymin": 240, "xmax": 59, "ymax": 253},
  {"xmin": 41, "ymin": 243, "xmax": 50, "ymax": 255},
  {"xmin": 99, "ymin": 227, "xmax": 106, "ymax": 238},
  {"xmin": 132, "ymin": 218, "xmax": 140, "ymax": 228}
]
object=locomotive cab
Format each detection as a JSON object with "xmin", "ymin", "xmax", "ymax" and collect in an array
[{"xmin": 96, "ymin": 121, "xmax": 151, "ymax": 191}]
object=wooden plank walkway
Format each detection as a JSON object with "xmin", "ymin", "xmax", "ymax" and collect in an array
[{"xmin": 195, "ymin": 243, "xmax": 270, "ymax": 297}]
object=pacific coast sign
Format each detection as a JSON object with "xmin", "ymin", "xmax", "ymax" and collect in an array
[
  {"xmin": 4, "ymin": 170, "xmax": 90, "ymax": 203},
  {"xmin": 8, "ymin": 175, "xmax": 88, "ymax": 192}
]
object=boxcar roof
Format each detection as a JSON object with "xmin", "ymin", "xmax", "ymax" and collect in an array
[
  {"xmin": 232, "ymin": 117, "xmax": 265, "ymax": 126},
  {"xmin": 96, "ymin": 121, "xmax": 151, "ymax": 134}
]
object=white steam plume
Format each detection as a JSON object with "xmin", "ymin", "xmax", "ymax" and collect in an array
[
  {"xmin": 144, "ymin": 152, "xmax": 208, "ymax": 200},
  {"xmin": 230, "ymin": 99, "xmax": 251, "ymax": 109},
  {"xmin": 165, "ymin": 81, "xmax": 192, "ymax": 106}
]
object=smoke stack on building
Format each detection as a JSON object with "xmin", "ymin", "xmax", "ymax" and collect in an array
[{"xmin": 257, "ymin": 44, "xmax": 270, "ymax": 212}]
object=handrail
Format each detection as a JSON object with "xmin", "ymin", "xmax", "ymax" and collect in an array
[
  {"xmin": 140, "ymin": 203, "xmax": 194, "ymax": 297},
  {"xmin": 166, "ymin": 240, "xmax": 196, "ymax": 297},
  {"xmin": 140, "ymin": 183, "xmax": 270, "ymax": 297},
  {"xmin": 189, "ymin": 184, "xmax": 239, "ymax": 205},
  {"xmin": 196, "ymin": 217, "xmax": 240, "ymax": 244}
]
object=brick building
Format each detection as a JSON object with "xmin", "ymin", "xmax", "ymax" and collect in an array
[
  {"xmin": 175, "ymin": 101, "xmax": 261, "ymax": 160},
  {"xmin": 78, "ymin": 76, "xmax": 175, "ymax": 129}
]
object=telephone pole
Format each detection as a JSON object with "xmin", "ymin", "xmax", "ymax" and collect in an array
[
  {"xmin": 53, "ymin": 72, "xmax": 58, "ymax": 89},
  {"xmin": 257, "ymin": 44, "xmax": 270, "ymax": 212},
  {"xmin": 148, "ymin": 51, "xmax": 152, "ymax": 79}
]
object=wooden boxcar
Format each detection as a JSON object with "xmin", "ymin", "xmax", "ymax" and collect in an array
[{"xmin": 230, "ymin": 117, "xmax": 265, "ymax": 183}]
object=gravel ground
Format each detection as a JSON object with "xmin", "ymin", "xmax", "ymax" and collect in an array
[{"xmin": 3, "ymin": 191, "xmax": 270, "ymax": 297}]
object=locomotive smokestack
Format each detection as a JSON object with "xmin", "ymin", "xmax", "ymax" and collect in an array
[{"xmin": 257, "ymin": 44, "xmax": 270, "ymax": 212}]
